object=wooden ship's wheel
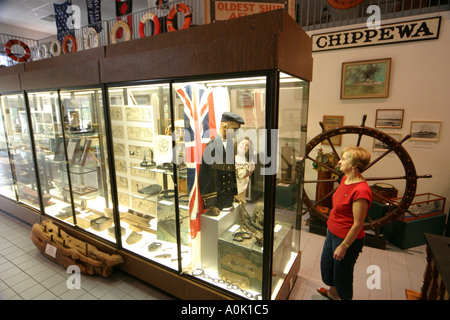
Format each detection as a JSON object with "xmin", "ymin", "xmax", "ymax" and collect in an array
[{"xmin": 298, "ymin": 115, "xmax": 431, "ymax": 234}]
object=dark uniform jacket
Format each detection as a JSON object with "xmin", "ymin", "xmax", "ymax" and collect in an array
[{"xmin": 199, "ymin": 135, "xmax": 237, "ymax": 210}]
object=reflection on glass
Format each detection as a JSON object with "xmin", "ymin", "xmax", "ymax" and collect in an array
[
  {"xmin": 173, "ymin": 76, "xmax": 268, "ymax": 299},
  {"xmin": 107, "ymin": 84, "xmax": 179, "ymax": 269},
  {"xmin": 0, "ymin": 94, "xmax": 39, "ymax": 208},
  {"xmin": 0, "ymin": 99, "xmax": 16, "ymax": 200},
  {"xmin": 271, "ymin": 73, "xmax": 309, "ymax": 299},
  {"xmin": 27, "ymin": 91, "xmax": 75, "ymax": 220},
  {"xmin": 59, "ymin": 89, "xmax": 114, "ymax": 243}
]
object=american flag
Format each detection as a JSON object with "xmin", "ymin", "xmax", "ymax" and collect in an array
[{"xmin": 176, "ymin": 84, "xmax": 225, "ymax": 239}]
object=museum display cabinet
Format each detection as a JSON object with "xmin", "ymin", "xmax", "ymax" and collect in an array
[{"xmin": 0, "ymin": 10, "xmax": 312, "ymax": 300}]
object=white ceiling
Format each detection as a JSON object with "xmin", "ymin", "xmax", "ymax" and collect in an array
[{"xmin": 0, "ymin": 0, "xmax": 151, "ymax": 35}]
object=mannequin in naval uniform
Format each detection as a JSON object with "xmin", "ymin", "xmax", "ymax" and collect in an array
[{"xmin": 199, "ymin": 112, "xmax": 245, "ymax": 216}]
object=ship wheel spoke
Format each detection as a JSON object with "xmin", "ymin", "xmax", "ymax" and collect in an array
[
  {"xmin": 305, "ymin": 155, "xmax": 340, "ymax": 176},
  {"xmin": 319, "ymin": 122, "xmax": 341, "ymax": 161},
  {"xmin": 356, "ymin": 115, "xmax": 367, "ymax": 147},
  {"xmin": 364, "ymin": 134, "xmax": 411, "ymax": 172}
]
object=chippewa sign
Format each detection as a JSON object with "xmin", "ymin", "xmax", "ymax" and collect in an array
[{"xmin": 312, "ymin": 17, "xmax": 441, "ymax": 52}]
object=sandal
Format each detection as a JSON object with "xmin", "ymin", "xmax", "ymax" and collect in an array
[{"xmin": 317, "ymin": 287, "xmax": 338, "ymax": 300}]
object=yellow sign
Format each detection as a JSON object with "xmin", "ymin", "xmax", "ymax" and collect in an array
[
  {"xmin": 215, "ymin": 1, "xmax": 284, "ymax": 20},
  {"xmin": 205, "ymin": 0, "xmax": 293, "ymax": 23}
]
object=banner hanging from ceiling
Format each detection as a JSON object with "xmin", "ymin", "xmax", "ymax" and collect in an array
[
  {"xmin": 54, "ymin": 0, "xmax": 75, "ymax": 43},
  {"xmin": 86, "ymin": 0, "xmax": 102, "ymax": 32}
]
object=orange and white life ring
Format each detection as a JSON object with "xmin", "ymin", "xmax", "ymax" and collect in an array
[
  {"xmin": 4, "ymin": 39, "xmax": 31, "ymax": 63},
  {"xmin": 139, "ymin": 12, "xmax": 161, "ymax": 38},
  {"xmin": 49, "ymin": 38, "xmax": 62, "ymax": 56},
  {"xmin": 167, "ymin": 3, "xmax": 192, "ymax": 32},
  {"xmin": 62, "ymin": 34, "xmax": 77, "ymax": 54},
  {"xmin": 83, "ymin": 27, "xmax": 100, "ymax": 49},
  {"xmin": 111, "ymin": 20, "xmax": 132, "ymax": 44},
  {"xmin": 38, "ymin": 43, "xmax": 50, "ymax": 59}
]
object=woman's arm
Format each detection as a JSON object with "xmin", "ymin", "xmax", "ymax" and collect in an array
[{"xmin": 333, "ymin": 198, "xmax": 368, "ymax": 260}]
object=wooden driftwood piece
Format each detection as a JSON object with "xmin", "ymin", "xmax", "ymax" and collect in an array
[{"xmin": 30, "ymin": 219, "xmax": 124, "ymax": 277}]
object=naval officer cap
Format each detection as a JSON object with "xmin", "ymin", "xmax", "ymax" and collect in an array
[{"xmin": 221, "ymin": 112, "xmax": 245, "ymax": 124}]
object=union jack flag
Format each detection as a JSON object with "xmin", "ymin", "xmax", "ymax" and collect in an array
[{"xmin": 176, "ymin": 84, "xmax": 226, "ymax": 239}]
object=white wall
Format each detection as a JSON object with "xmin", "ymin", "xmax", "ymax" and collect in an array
[{"xmin": 305, "ymin": 12, "xmax": 450, "ymax": 214}]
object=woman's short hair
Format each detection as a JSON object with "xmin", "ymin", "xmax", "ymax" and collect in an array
[{"xmin": 343, "ymin": 146, "xmax": 371, "ymax": 172}]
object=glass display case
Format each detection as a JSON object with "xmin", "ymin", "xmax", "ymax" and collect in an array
[
  {"xmin": 0, "ymin": 96, "xmax": 17, "ymax": 200},
  {"xmin": 58, "ymin": 88, "xmax": 114, "ymax": 242},
  {"xmin": 0, "ymin": 93, "xmax": 40, "ymax": 207},
  {"xmin": 105, "ymin": 72, "xmax": 309, "ymax": 299},
  {"xmin": 0, "ymin": 9, "xmax": 312, "ymax": 300}
]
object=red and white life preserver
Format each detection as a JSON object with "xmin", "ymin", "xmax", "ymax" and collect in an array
[
  {"xmin": 111, "ymin": 20, "xmax": 132, "ymax": 44},
  {"xmin": 167, "ymin": 3, "xmax": 192, "ymax": 32},
  {"xmin": 4, "ymin": 39, "xmax": 31, "ymax": 63},
  {"xmin": 62, "ymin": 34, "xmax": 77, "ymax": 54},
  {"xmin": 139, "ymin": 12, "xmax": 161, "ymax": 38}
]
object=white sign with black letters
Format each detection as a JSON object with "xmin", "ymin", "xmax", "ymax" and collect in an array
[{"xmin": 312, "ymin": 17, "xmax": 441, "ymax": 52}]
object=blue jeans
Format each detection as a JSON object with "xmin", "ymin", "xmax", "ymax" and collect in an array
[{"xmin": 320, "ymin": 230, "xmax": 364, "ymax": 300}]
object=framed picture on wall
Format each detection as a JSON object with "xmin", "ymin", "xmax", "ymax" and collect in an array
[
  {"xmin": 322, "ymin": 115, "xmax": 344, "ymax": 146},
  {"xmin": 373, "ymin": 133, "xmax": 401, "ymax": 151},
  {"xmin": 410, "ymin": 121, "xmax": 441, "ymax": 142},
  {"xmin": 341, "ymin": 58, "xmax": 391, "ymax": 99},
  {"xmin": 375, "ymin": 109, "xmax": 404, "ymax": 129}
]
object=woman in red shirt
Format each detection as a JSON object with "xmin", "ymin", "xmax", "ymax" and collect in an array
[{"xmin": 317, "ymin": 146, "xmax": 372, "ymax": 300}]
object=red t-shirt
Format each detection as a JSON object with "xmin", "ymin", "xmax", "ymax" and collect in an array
[{"xmin": 327, "ymin": 176, "xmax": 372, "ymax": 239}]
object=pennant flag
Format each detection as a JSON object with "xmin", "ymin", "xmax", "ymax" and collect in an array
[
  {"xmin": 86, "ymin": 0, "xmax": 102, "ymax": 32},
  {"xmin": 115, "ymin": 0, "xmax": 133, "ymax": 39},
  {"xmin": 176, "ymin": 84, "xmax": 228, "ymax": 239},
  {"xmin": 54, "ymin": 0, "xmax": 75, "ymax": 43}
]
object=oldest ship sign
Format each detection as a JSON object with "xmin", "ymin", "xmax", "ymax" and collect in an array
[
  {"xmin": 312, "ymin": 17, "xmax": 441, "ymax": 52},
  {"xmin": 205, "ymin": 0, "xmax": 295, "ymax": 23}
]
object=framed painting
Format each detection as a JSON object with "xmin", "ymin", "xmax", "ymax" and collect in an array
[
  {"xmin": 341, "ymin": 58, "xmax": 391, "ymax": 99},
  {"xmin": 375, "ymin": 109, "xmax": 404, "ymax": 129},
  {"xmin": 322, "ymin": 115, "xmax": 344, "ymax": 146},
  {"xmin": 410, "ymin": 121, "xmax": 441, "ymax": 142}
]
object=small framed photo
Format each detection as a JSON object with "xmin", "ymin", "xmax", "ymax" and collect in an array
[
  {"xmin": 375, "ymin": 109, "xmax": 404, "ymax": 129},
  {"xmin": 373, "ymin": 133, "xmax": 401, "ymax": 151},
  {"xmin": 410, "ymin": 121, "xmax": 441, "ymax": 142},
  {"xmin": 322, "ymin": 115, "xmax": 344, "ymax": 146},
  {"xmin": 341, "ymin": 58, "xmax": 391, "ymax": 99},
  {"xmin": 236, "ymin": 90, "xmax": 254, "ymax": 108}
]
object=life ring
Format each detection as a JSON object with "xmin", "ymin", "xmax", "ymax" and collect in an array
[
  {"xmin": 83, "ymin": 27, "xmax": 100, "ymax": 49},
  {"xmin": 167, "ymin": 3, "xmax": 192, "ymax": 32},
  {"xmin": 327, "ymin": 0, "xmax": 363, "ymax": 10},
  {"xmin": 111, "ymin": 20, "xmax": 132, "ymax": 44},
  {"xmin": 139, "ymin": 12, "xmax": 161, "ymax": 38},
  {"xmin": 49, "ymin": 39, "xmax": 62, "ymax": 56},
  {"xmin": 62, "ymin": 34, "xmax": 77, "ymax": 54},
  {"xmin": 4, "ymin": 39, "xmax": 31, "ymax": 63},
  {"xmin": 38, "ymin": 43, "xmax": 50, "ymax": 59}
]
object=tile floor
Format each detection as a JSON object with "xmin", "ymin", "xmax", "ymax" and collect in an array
[{"xmin": 0, "ymin": 210, "xmax": 426, "ymax": 300}]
